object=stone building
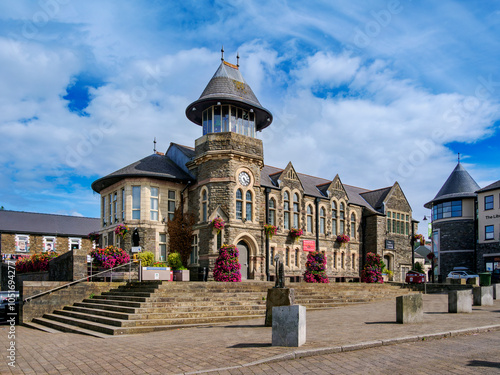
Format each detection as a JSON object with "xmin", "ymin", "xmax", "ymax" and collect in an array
[
  {"xmin": 476, "ymin": 180, "xmax": 500, "ymax": 271},
  {"xmin": 0, "ymin": 210, "xmax": 99, "ymax": 260},
  {"xmin": 92, "ymin": 56, "xmax": 417, "ymax": 282}
]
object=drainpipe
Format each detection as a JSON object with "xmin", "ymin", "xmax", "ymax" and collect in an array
[
  {"xmin": 180, "ymin": 181, "xmax": 191, "ymax": 215},
  {"xmin": 315, "ymin": 197, "xmax": 320, "ymax": 252},
  {"xmin": 473, "ymin": 198, "xmax": 478, "ymax": 273},
  {"xmin": 265, "ymin": 188, "xmax": 271, "ymax": 281}
]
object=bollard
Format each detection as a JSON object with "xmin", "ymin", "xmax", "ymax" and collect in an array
[
  {"xmin": 448, "ymin": 290, "xmax": 472, "ymax": 313},
  {"xmin": 272, "ymin": 305, "xmax": 306, "ymax": 347},
  {"xmin": 473, "ymin": 286, "xmax": 493, "ymax": 306},
  {"xmin": 396, "ymin": 294, "xmax": 423, "ymax": 323}
]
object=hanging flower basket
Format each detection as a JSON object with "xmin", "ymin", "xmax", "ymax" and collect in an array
[
  {"xmin": 211, "ymin": 217, "xmax": 225, "ymax": 234},
  {"xmin": 88, "ymin": 232, "xmax": 100, "ymax": 243},
  {"xmin": 336, "ymin": 234, "xmax": 350, "ymax": 244},
  {"xmin": 264, "ymin": 224, "xmax": 277, "ymax": 239},
  {"xmin": 426, "ymin": 252, "xmax": 435, "ymax": 260},
  {"xmin": 114, "ymin": 224, "xmax": 129, "ymax": 238},
  {"xmin": 289, "ymin": 228, "xmax": 303, "ymax": 242},
  {"xmin": 90, "ymin": 246, "xmax": 130, "ymax": 269},
  {"xmin": 413, "ymin": 234, "xmax": 425, "ymax": 246}
]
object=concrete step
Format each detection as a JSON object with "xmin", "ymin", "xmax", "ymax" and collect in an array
[
  {"xmin": 92, "ymin": 295, "xmax": 149, "ymax": 302},
  {"xmin": 73, "ymin": 302, "xmax": 138, "ymax": 314},
  {"xmin": 32, "ymin": 316, "xmax": 115, "ymax": 336}
]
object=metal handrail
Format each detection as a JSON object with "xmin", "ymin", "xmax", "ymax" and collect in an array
[{"xmin": 23, "ymin": 259, "xmax": 142, "ymax": 303}]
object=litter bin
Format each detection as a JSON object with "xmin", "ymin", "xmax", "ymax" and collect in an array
[{"xmin": 479, "ymin": 272, "xmax": 492, "ymax": 286}]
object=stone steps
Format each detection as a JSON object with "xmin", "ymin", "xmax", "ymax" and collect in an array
[{"xmin": 29, "ymin": 281, "xmax": 411, "ymax": 336}]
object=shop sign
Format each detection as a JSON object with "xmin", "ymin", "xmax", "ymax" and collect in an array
[
  {"xmin": 385, "ymin": 240, "xmax": 395, "ymax": 250},
  {"xmin": 303, "ymin": 240, "xmax": 315, "ymax": 252}
]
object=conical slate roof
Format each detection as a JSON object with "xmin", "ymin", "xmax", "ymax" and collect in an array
[
  {"xmin": 424, "ymin": 163, "xmax": 480, "ymax": 208},
  {"xmin": 186, "ymin": 60, "xmax": 273, "ymax": 131}
]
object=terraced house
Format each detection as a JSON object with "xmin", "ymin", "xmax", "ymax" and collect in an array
[{"xmin": 92, "ymin": 55, "xmax": 417, "ymax": 282}]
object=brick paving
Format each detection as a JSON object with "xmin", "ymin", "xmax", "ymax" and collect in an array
[{"xmin": 1, "ymin": 294, "xmax": 500, "ymax": 374}]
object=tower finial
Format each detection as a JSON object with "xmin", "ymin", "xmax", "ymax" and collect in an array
[
  {"xmin": 153, "ymin": 137, "xmax": 157, "ymax": 153},
  {"xmin": 237, "ymin": 52, "xmax": 240, "ymax": 67},
  {"xmin": 221, "ymin": 45, "xmax": 224, "ymax": 61},
  {"xmin": 458, "ymin": 152, "xmax": 461, "ymax": 164}
]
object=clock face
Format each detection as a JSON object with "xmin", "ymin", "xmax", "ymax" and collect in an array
[{"xmin": 238, "ymin": 171, "xmax": 250, "ymax": 186}]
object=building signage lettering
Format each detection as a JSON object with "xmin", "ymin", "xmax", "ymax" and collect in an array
[
  {"xmin": 385, "ymin": 240, "xmax": 395, "ymax": 250},
  {"xmin": 302, "ymin": 240, "xmax": 315, "ymax": 252},
  {"xmin": 485, "ymin": 214, "xmax": 500, "ymax": 219}
]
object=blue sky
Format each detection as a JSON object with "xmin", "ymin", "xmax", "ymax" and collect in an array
[{"xmin": 0, "ymin": 0, "xmax": 499, "ymax": 236}]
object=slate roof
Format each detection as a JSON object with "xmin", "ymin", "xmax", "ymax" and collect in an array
[
  {"xmin": 476, "ymin": 179, "xmax": 500, "ymax": 194},
  {"xmin": 91, "ymin": 153, "xmax": 193, "ymax": 193},
  {"xmin": 185, "ymin": 61, "xmax": 273, "ymax": 131},
  {"xmin": 0, "ymin": 210, "xmax": 100, "ymax": 236},
  {"xmin": 261, "ymin": 166, "xmax": 381, "ymax": 214},
  {"xmin": 359, "ymin": 187, "xmax": 392, "ymax": 211},
  {"xmin": 169, "ymin": 143, "xmax": 195, "ymax": 159},
  {"xmin": 424, "ymin": 163, "xmax": 480, "ymax": 208}
]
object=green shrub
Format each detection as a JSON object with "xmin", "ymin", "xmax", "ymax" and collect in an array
[
  {"xmin": 413, "ymin": 261, "xmax": 424, "ymax": 274},
  {"xmin": 167, "ymin": 252, "xmax": 187, "ymax": 270},
  {"xmin": 136, "ymin": 251, "xmax": 155, "ymax": 267}
]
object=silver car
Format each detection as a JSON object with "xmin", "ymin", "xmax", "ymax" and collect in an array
[{"xmin": 447, "ymin": 270, "xmax": 479, "ymax": 279}]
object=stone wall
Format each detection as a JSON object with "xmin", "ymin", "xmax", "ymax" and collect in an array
[
  {"xmin": 477, "ymin": 242, "xmax": 500, "ymax": 272},
  {"xmin": 20, "ymin": 281, "xmax": 126, "ymax": 323}
]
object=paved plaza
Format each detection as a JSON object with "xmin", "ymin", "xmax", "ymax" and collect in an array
[{"xmin": 1, "ymin": 294, "xmax": 500, "ymax": 374}]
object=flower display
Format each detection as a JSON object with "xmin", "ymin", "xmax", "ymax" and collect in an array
[
  {"xmin": 289, "ymin": 228, "xmax": 303, "ymax": 242},
  {"xmin": 213, "ymin": 244, "xmax": 241, "ymax": 282},
  {"xmin": 114, "ymin": 224, "xmax": 129, "ymax": 238},
  {"xmin": 413, "ymin": 234, "xmax": 425, "ymax": 246},
  {"xmin": 303, "ymin": 251, "xmax": 329, "ymax": 283},
  {"xmin": 211, "ymin": 217, "xmax": 225, "ymax": 234},
  {"xmin": 87, "ymin": 232, "xmax": 100, "ymax": 243},
  {"xmin": 16, "ymin": 252, "xmax": 58, "ymax": 273},
  {"xmin": 90, "ymin": 246, "xmax": 130, "ymax": 269},
  {"xmin": 361, "ymin": 252, "xmax": 384, "ymax": 283},
  {"xmin": 264, "ymin": 224, "xmax": 277, "ymax": 239},
  {"xmin": 336, "ymin": 234, "xmax": 350, "ymax": 243}
]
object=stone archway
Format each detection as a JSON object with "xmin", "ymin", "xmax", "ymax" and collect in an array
[
  {"xmin": 234, "ymin": 233, "xmax": 259, "ymax": 280},
  {"xmin": 237, "ymin": 241, "xmax": 249, "ymax": 280}
]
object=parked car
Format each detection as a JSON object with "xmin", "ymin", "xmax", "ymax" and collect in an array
[
  {"xmin": 491, "ymin": 269, "xmax": 500, "ymax": 283},
  {"xmin": 0, "ymin": 291, "xmax": 20, "ymax": 324},
  {"xmin": 447, "ymin": 270, "xmax": 479, "ymax": 279}
]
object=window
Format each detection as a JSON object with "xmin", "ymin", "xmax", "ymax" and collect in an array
[
  {"xmin": 350, "ymin": 213, "xmax": 356, "ymax": 239},
  {"xmin": 236, "ymin": 189, "xmax": 243, "ymax": 220},
  {"xmin": 341, "ymin": 252, "xmax": 345, "ymax": 268},
  {"xmin": 320, "ymin": 207, "xmax": 326, "ymax": 234},
  {"xmin": 132, "ymin": 186, "xmax": 141, "ymax": 219},
  {"xmin": 295, "ymin": 248, "xmax": 300, "ymax": 267},
  {"xmin": 352, "ymin": 253, "xmax": 356, "ymax": 269},
  {"xmin": 15, "ymin": 235, "xmax": 29, "ymax": 252},
  {"xmin": 108, "ymin": 193, "xmax": 112, "ymax": 226},
  {"xmin": 246, "ymin": 190, "xmax": 253, "ymax": 221},
  {"xmin": 159, "ymin": 233, "xmax": 167, "ymax": 261},
  {"xmin": 202, "ymin": 189, "xmax": 208, "ymax": 222},
  {"xmin": 432, "ymin": 200, "xmax": 462, "ymax": 220},
  {"xmin": 485, "ymin": 225, "xmax": 494, "ymax": 240},
  {"xmin": 293, "ymin": 193, "xmax": 300, "ymax": 228},
  {"xmin": 190, "ymin": 234, "xmax": 199, "ymax": 264},
  {"xmin": 284, "ymin": 191, "xmax": 290, "ymax": 230},
  {"xmin": 69, "ymin": 237, "xmax": 81, "ymax": 251},
  {"xmin": 332, "ymin": 201, "xmax": 338, "ymax": 235},
  {"xmin": 43, "ymin": 236, "xmax": 55, "ymax": 252},
  {"xmin": 485, "ymin": 195, "xmax": 494, "ymax": 210},
  {"xmin": 150, "ymin": 187, "xmax": 159, "ymax": 221},
  {"xmin": 306, "ymin": 205, "xmax": 313, "ymax": 233},
  {"xmin": 387, "ymin": 211, "xmax": 391, "ymax": 233},
  {"xmin": 269, "ymin": 198, "xmax": 276, "ymax": 225},
  {"xmin": 113, "ymin": 192, "xmax": 117, "ymax": 223},
  {"xmin": 339, "ymin": 203, "xmax": 345, "ymax": 234},
  {"xmin": 168, "ymin": 190, "xmax": 176, "ymax": 221},
  {"xmin": 270, "ymin": 247, "xmax": 275, "ymax": 267},
  {"xmin": 334, "ymin": 251, "xmax": 337, "ymax": 268},
  {"xmin": 388, "ymin": 210, "xmax": 410, "ymax": 235},
  {"xmin": 121, "ymin": 188, "xmax": 125, "ymax": 221},
  {"xmin": 102, "ymin": 196, "xmax": 106, "ymax": 226},
  {"xmin": 285, "ymin": 247, "xmax": 290, "ymax": 267},
  {"xmin": 202, "ymin": 104, "xmax": 256, "ymax": 137}
]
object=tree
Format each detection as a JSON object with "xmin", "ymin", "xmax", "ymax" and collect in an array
[{"xmin": 167, "ymin": 207, "xmax": 195, "ymax": 267}]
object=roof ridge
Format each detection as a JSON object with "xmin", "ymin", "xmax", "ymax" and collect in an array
[
  {"xmin": 0, "ymin": 210, "xmax": 99, "ymax": 220},
  {"xmin": 359, "ymin": 186, "xmax": 392, "ymax": 195}
]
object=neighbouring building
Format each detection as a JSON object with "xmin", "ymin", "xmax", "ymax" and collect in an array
[
  {"xmin": 0, "ymin": 210, "xmax": 99, "ymax": 260},
  {"xmin": 92, "ymin": 55, "xmax": 417, "ymax": 282},
  {"xmin": 476, "ymin": 180, "xmax": 500, "ymax": 271}
]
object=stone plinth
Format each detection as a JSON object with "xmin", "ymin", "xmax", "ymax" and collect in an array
[
  {"xmin": 448, "ymin": 290, "xmax": 472, "ymax": 313},
  {"xmin": 492, "ymin": 284, "xmax": 500, "ymax": 300},
  {"xmin": 473, "ymin": 286, "xmax": 493, "ymax": 306},
  {"xmin": 272, "ymin": 305, "xmax": 306, "ymax": 347},
  {"xmin": 265, "ymin": 288, "xmax": 295, "ymax": 327},
  {"xmin": 396, "ymin": 294, "xmax": 423, "ymax": 324}
]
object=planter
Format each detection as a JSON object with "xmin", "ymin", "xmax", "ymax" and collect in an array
[
  {"xmin": 142, "ymin": 267, "xmax": 173, "ymax": 281},
  {"xmin": 173, "ymin": 269, "xmax": 190, "ymax": 281}
]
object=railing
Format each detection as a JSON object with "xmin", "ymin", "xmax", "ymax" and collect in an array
[{"xmin": 23, "ymin": 260, "xmax": 142, "ymax": 303}]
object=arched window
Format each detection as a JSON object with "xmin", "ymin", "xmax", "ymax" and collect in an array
[
  {"xmin": 202, "ymin": 190, "xmax": 208, "ymax": 222},
  {"xmin": 295, "ymin": 248, "xmax": 300, "ymax": 267},
  {"xmin": 339, "ymin": 202, "xmax": 345, "ymax": 234},
  {"xmin": 285, "ymin": 247, "xmax": 290, "ymax": 267},
  {"xmin": 320, "ymin": 207, "xmax": 326, "ymax": 234},
  {"xmin": 332, "ymin": 201, "xmax": 338, "ymax": 236},
  {"xmin": 350, "ymin": 213, "xmax": 356, "ymax": 239},
  {"xmin": 245, "ymin": 191, "xmax": 253, "ymax": 221},
  {"xmin": 293, "ymin": 193, "xmax": 300, "ymax": 228},
  {"xmin": 236, "ymin": 189, "xmax": 243, "ymax": 220},
  {"xmin": 306, "ymin": 205, "xmax": 313, "ymax": 233},
  {"xmin": 284, "ymin": 191, "xmax": 290, "ymax": 230},
  {"xmin": 269, "ymin": 198, "xmax": 276, "ymax": 225}
]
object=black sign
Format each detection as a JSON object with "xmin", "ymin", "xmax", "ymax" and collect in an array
[{"xmin": 385, "ymin": 240, "xmax": 395, "ymax": 250}]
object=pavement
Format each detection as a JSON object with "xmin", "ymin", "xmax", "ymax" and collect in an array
[{"xmin": 1, "ymin": 293, "xmax": 500, "ymax": 374}]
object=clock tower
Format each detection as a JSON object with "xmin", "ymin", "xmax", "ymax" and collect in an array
[{"xmin": 185, "ymin": 51, "xmax": 273, "ymax": 280}]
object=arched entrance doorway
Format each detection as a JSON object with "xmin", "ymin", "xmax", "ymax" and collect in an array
[{"xmin": 237, "ymin": 241, "xmax": 249, "ymax": 280}]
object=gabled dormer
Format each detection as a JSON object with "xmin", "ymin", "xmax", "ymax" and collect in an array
[{"xmin": 281, "ymin": 161, "xmax": 304, "ymax": 192}]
